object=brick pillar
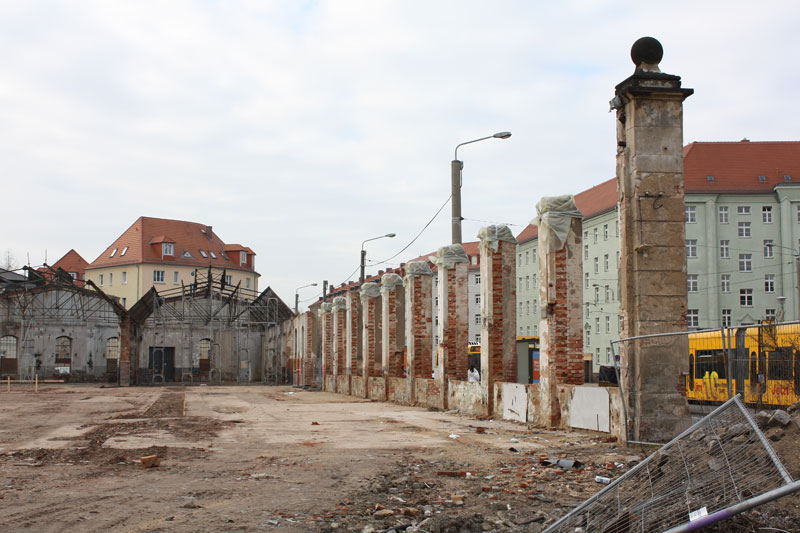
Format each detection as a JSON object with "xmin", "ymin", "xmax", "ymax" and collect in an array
[
  {"xmin": 332, "ymin": 296, "xmax": 346, "ymax": 380},
  {"xmin": 360, "ymin": 283, "xmax": 381, "ymax": 386},
  {"xmin": 321, "ymin": 303, "xmax": 333, "ymax": 383},
  {"xmin": 346, "ymin": 290, "xmax": 361, "ymax": 376},
  {"xmin": 405, "ymin": 261, "xmax": 434, "ymax": 397},
  {"xmin": 537, "ymin": 198, "xmax": 584, "ymax": 427},
  {"xmin": 380, "ymin": 274, "xmax": 405, "ymax": 381},
  {"xmin": 614, "ymin": 37, "xmax": 693, "ymax": 442},
  {"xmin": 478, "ymin": 226, "xmax": 518, "ymax": 414},
  {"xmin": 119, "ymin": 316, "xmax": 132, "ymax": 386},
  {"xmin": 433, "ymin": 245, "xmax": 469, "ymax": 409},
  {"xmin": 305, "ymin": 312, "xmax": 315, "ymax": 386}
]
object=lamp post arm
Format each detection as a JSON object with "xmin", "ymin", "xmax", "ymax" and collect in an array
[{"xmin": 454, "ymin": 135, "xmax": 494, "ymax": 160}]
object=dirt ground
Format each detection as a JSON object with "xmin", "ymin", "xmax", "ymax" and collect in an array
[{"xmin": 0, "ymin": 385, "xmax": 798, "ymax": 532}]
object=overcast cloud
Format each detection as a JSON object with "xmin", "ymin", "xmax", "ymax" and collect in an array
[{"xmin": 1, "ymin": 0, "xmax": 798, "ymax": 308}]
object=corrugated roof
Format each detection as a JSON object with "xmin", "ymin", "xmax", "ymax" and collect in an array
[{"xmin": 88, "ymin": 217, "xmax": 256, "ymax": 272}]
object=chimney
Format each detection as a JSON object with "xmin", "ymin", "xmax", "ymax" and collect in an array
[{"xmin": 205, "ymin": 226, "xmax": 213, "ymax": 240}]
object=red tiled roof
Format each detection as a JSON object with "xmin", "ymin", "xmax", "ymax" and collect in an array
[
  {"xmin": 515, "ymin": 141, "xmax": 800, "ymax": 243},
  {"xmin": 88, "ymin": 217, "xmax": 257, "ymax": 272},
  {"xmin": 683, "ymin": 140, "xmax": 800, "ymax": 193},
  {"xmin": 37, "ymin": 249, "xmax": 89, "ymax": 286}
]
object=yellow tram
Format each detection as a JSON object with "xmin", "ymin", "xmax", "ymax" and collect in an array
[{"xmin": 687, "ymin": 324, "xmax": 800, "ymax": 407}]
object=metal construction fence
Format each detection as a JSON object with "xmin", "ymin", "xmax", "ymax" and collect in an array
[
  {"xmin": 543, "ymin": 395, "xmax": 799, "ymax": 533},
  {"xmin": 610, "ymin": 322, "xmax": 800, "ymax": 443}
]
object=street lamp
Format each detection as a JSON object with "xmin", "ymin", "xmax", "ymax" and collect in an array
[
  {"xmin": 766, "ymin": 242, "xmax": 800, "ymax": 320},
  {"xmin": 360, "ymin": 233, "xmax": 396, "ymax": 284},
  {"xmin": 451, "ymin": 131, "xmax": 511, "ymax": 244},
  {"xmin": 295, "ymin": 282, "xmax": 318, "ymax": 314}
]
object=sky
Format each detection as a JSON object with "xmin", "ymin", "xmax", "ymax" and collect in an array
[{"xmin": 2, "ymin": 0, "xmax": 799, "ymax": 310}]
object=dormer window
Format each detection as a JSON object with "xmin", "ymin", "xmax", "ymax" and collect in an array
[
  {"xmin": 240, "ymin": 251, "xmax": 247, "ymax": 265},
  {"xmin": 209, "ymin": 251, "xmax": 217, "ymax": 258},
  {"xmin": 121, "ymin": 246, "xmax": 128, "ymax": 256},
  {"xmin": 199, "ymin": 250, "xmax": 208, "ymax": 258},
  {"xmin": 182, "ymin": 251, "xmax": 193, "ymax": 258},
  {"xmin": 163, "ymin": 243, "xmax": 174, "ymax": 256},
  {"xmin": 110, "ymin": 248, "xmax": 118, "ymax": 258}
]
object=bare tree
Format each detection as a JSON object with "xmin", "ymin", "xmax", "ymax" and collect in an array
[{"xmin": 0, "ymin": 249, "xmax": 18, "ymax": 271}]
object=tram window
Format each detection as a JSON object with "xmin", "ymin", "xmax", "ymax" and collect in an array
[
  {"xmin": 688, "ymin": 353, "xmax": 695, "ymax": 390},
  {"xmin": 749, "ymin": 353, "xmax": 758, "ymax": 385},
  {"xmin": 767, "ymin": 347, "xmax": 793, "ymax": 380},
  {"xmin": 696, "ymin": 349, "xmax": 726, "ymax": 379}
]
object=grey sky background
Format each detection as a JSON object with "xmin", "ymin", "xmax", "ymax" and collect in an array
[{"xmin": 2, "ymin": 1, "xmax": 798, "ymax": 309}]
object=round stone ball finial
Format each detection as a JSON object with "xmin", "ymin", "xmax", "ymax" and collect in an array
[{"xmin": 630, "ymin": 36, "xmax": 663, "ymax": 67}]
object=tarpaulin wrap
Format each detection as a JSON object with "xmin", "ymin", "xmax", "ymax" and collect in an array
[
  {"xmin": 534, "ymin": 195, "xmax": 584, "ymax": 253},
  {"xmin": 332, "ymin": 296, "xmax": 347, "ymax": 311},
  {"xmin": 429, "ymin": 244, "xmax": 469, "ymax": 269},
  {"xmin": 477, "ymin": 224, "xmax": 517, "ymax": 253},
  {"xmin": 360, "ymin": 282, "xmax": 381, "ymax": 299},
  {"xmin": 380, "ymin": 273, "xmax": 404, "ymax": 294},
  {"xmin": 404, "ymin": 260, "xmax": 433, "ymax": 283}
]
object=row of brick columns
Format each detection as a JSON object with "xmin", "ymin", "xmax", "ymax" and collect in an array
[{"xmin": 313, "ymin": 225, "xmax": 520, "ymax": 415}]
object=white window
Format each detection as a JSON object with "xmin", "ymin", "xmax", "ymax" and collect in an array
[
  {"xmin": 240, "ymin": 251, "xmax": 247, "ymax": 264},
  {"xmin": 605, "ymin": 316, "xmax": 610, "ymax": 333},
  {"xmin": 722, "ymin": 309, "xmax": 731, "ymax": 328},
  {"xmin": 740, "ymin": 288, "xmax": 753, "ymax": 307},
  {"xmin": 763, "ymin": 206, "xmax": 773, "ymax": 224},
  {"xmin": 471, "ymin": 255, "xmax": 478, "ymax": 266},
  {"xmin": 1, "ymin": 335, "xmax": 18, "ymax": 359},
  {"xmin": 739, "ymin": 254, "xmax": 752, "ymax": 272},
  {"xmin": 685, "ymin": 205, "xmax": 696, "ymax": 223},
  {"xmin": 163, "ymin": 242, "xmax": 174, "ymax": 256},
  {"xmin": 173, "ymin": 271, "xmax": 179, "ymax": 284},
  {"xmin": 797, "ymin": 205, "xmax": 800, "ymax": 224},
  {"xmin": 475, "ymin": 274, "xmax": 480, "ymax": 285},
  {"xmin": 121, "ymin": 246, "xmax": 128, "ymax": 256},
  {"xmin": 719, "ymin": 206, "xmax": 729, "ymax": 224},
  {"xmin": 584, "ymin": 245, "xmax": 589, "ymax": 260},
  {"xmin": 585, "ymin": 303, "xmax": 590, "ymax": 319},
  {"xmin": 594, "ymin": 286, "xmax": 600, "ymax": 303},
  {"xmin": 525, "ymin": 276, "xmax": 530, "ymax": 290},
  {"xmin": 122, "ymin": 271, "xmax": 127, "ymax": 284},
  {"xmin": 526, "ymin": 301, "xmax": 530, "ymax": 315},
  {"xmin": 518, "ymin": 253, "xmax": 522, "ymax": 266},
  {"xmin": 519, "ymin": 302, "xmax": 523, "ymax": 315},
  {"xmin": 108, "ymin": 273, "xmax": 113, "ymax": 285},
  {"xmin": 594, "ymin": 257, "xmax": 599, "ymax": 273},
  {"xmin": 474, "ymin": 314, "xmax": 481, "ymax": 325},
  {"xmin": 764, "ymin": 240, "xmax": 774, "ymax": 258},
  {"xmin": 687, "ymin": 309, "xmax": 699, "ymax": 328},
  {"xmin": 585, "ymin": 273, "xmax": 589, "ymax": 288},
  {"xmin": 721, "ymin": 274, "xmax": 731, "ymax": 293},
  {"xmin": 765, "ymin": 309, "xmax": 777, "ymax": 321},
  {"xmin": 765, "ymin": 274, "xmax": 775, "ymax": 293},
  {"xmin": 687, "ymin": 274, "xmax": 698, "ymax": 292},
  {"xmin": 737, "ymin": 205, "xmax": 751, "ymax": 215},
  {"xmin": 475, "ymin": 294, "xmax": 480, "ymax": 305},
  {"xmin": 435, "ymin": 296, "xmax": 439, "ymax": 306},
  {"xmin": 686, "ymin": 240, "xmax": 697, "ymax": 258},
  {"xmin": 225, "ymin": 274, "xmax": 232, "ymax": 286},
  {"xmin": 593, "ymin": 228, "xmax": 598, "ymax": 243},
  {"xmin": 596, "ymin": 347, "xmax": 600, "ymax": 360},
  {"xmin": 720, "ymin": 240, "xmax": 730, "ymax": 259},
  {"xmin": 604, "ymin": 254, "xmax": 609, "ymax": 271},
  {"xmin": 475, "ymin": 334, "xmax": 481, "ymax": 343},
  {"xmin": 121, "ymin": 297, "xmax": 126, "ymax": 307},
  {"xmin": 70, "ymin": 272, "xmax": 77, "ymax": 279},
  {"xmin": 99, "ymin": 274, "xmax": 104, "ymax": 286},
  {"xmin": 606, "ymin": 347, "xmax": 611, "ymax": 363},
  {"xmin": 154, "ymin": 270, "xmax": 165, "ymax": 283},
  {"xmin": 246, "ymin": 277, "xmax": 251, "ymax": 289},
  {"xmin": 604, "ymin": 224, "xmax": 609, "ymax": 240},
  {"xmin": 615, "ymin": 221, "xmax": 619, "ymax": 237},
  {"xmin": 182, "ymin": 251, "xmax": 193, "ymax": 258},
  {"xmin": 526, "ymin": 326, "xmax": 530, "ymax": 336},
  {"xmin": 605, "ymin": 285, "xmax": 612, "ymax": 302},
  {"xmin": 595, "ymin": 317, "xmax": 600, "ymax": 332},
  {"xmin": 738, "ymin": 222, "xmax": 751, "ymax": 237},
  {"xmin": 110, "ymin": 248, "xmax": 118, "ymax": 257},
  {"xmin": 519, "ymin": 277, "xmax": 523, "ymax": 291},
  {"xmin": 200, "ymin": 250, "xmax": 208, "ymax": 258},
  {"xmin": 525, "ymin": 251, "xmax": 529, "ymax": 265}
]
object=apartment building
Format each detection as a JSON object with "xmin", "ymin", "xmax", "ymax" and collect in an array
[{"xmin": 85, "ymin": 217, "xmax": 259, "ymax": 308}]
